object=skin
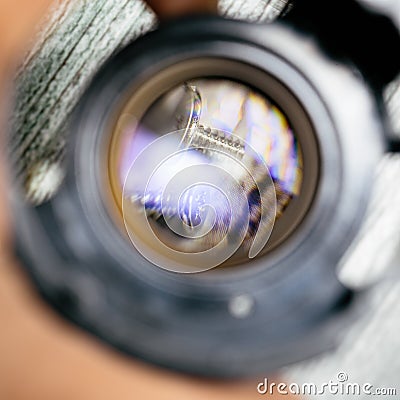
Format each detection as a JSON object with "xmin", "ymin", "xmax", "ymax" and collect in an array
[{"xmin": 0, "ymin": 1, "xmax": 299, "ymax": 398}]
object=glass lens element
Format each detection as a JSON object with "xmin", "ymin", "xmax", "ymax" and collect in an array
[{"xmin": 109, "ymin": 79, "xmax": 303, "ymax": 272}]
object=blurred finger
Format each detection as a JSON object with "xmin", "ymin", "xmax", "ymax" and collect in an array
[
  {"xmin": 0, "ymin": 0, "xmax": 53, "ymax": 61},
  {"xmin": 145, "ymin": 0, "xmax": 218, "ymax": 19}
]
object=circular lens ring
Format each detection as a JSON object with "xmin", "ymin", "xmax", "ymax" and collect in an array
[{"xmin": 107, "ymin": 63, "xmax": 318, "ymax": 269}]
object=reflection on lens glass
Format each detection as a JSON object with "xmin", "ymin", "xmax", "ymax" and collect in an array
[{"xmin": 108, "ymin": 78, "xmax": 304, "ymax": 272}]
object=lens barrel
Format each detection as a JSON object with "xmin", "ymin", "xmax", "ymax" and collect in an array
[{"xmin": 14, "ymin": 15, "xmax": 388, "ymax": 376}]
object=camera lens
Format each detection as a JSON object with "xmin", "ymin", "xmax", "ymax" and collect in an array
[
  {"xmin": 16, "ymin": 15, "xmax": 388, "ymax": 375},
  {"xmin": 106, "ymin": 60, "xmax": 318, "ymax": 273}
]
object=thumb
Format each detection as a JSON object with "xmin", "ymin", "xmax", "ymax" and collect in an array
[{"xmin": 145, "ymin": 0, "xmax": 218, "ymax": 19}]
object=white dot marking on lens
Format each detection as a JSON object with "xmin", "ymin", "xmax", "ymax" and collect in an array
[{"xmin": 228, "ymin": 295, "xmax": 254, "ymax": 319}]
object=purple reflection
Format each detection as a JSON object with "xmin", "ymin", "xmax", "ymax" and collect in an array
[{"xmin": 119, "ymin": 125, "xmax": 158, "ymax": 185}]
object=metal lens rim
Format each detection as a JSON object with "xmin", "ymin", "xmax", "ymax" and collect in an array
[{"xmin": 106, "ymin": 58, "xmax": 320, "ymax": 273}]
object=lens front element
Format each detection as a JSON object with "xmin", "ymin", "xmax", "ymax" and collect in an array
[{"xmin": 109, "ymin": 78, "xmax": 305, "ymax": 272}]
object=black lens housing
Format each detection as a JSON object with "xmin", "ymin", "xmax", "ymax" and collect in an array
[{"xmin": 14, "ymin": 11, "xmax": 398, "ymax": 377}]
